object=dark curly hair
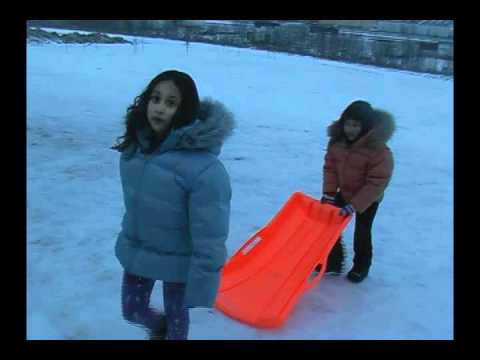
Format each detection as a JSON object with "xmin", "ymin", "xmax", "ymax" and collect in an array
[{"xmin": 111, "ymin": 70, "xmax": 200, "ymax": 152}]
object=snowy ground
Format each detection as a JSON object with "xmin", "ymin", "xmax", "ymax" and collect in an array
[{"xmin": 27, "ymin": 29, "xmax": 453, "ymax": 340}]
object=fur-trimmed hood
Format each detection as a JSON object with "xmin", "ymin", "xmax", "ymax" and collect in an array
[
  {"xmin": 327, "ymin": 109, "xmax": 396, "ymax": 149},
  {"xmin": 176, "ymin": 98, "xmax": 235, "ymax": 153},
  {"xmin": 137, "ymin": 98, "xmax": 235, "ymax": 155}
]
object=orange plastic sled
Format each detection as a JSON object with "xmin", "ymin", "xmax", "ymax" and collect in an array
[{"xmin": 215, "ymin": 192, "xmax": 352, "ymax": 328}]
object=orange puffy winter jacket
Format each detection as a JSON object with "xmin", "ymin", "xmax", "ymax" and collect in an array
[{"xmin": 322, "ymin": 111, "xmax": 395, "ymax": 214}]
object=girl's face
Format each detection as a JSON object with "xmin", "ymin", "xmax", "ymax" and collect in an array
[
  {"xmin": 146, "ymin": 80, "xmax": 182, "ymax": 136},
  {"xmin": 343, "ymin": 118, "xmax": 363, "ymax": 141}
]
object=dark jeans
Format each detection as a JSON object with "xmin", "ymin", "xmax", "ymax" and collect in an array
[
  {"xmin": 330, "ymin": 193, "xmax": 379, "ymax": 271},
  {"xmin": 121, "ymin": 271, "xmax": 189, "ymax": 340}
]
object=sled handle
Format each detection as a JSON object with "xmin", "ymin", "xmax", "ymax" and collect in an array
[
  {"xmin": 239, "ymin": 235, "xmax": 263, "ymax": 255},
  {"xmin": 306, "ymin": 263, "xmax": 323, "ymax": 286}
]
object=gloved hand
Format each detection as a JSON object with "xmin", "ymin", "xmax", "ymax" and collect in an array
[
  {"xmin": 339, "ymin": 204, "xmax": 355, "ymax": 217},
  {"xmin": 320, "ymin": 194, "xmax": 336, "ymax": 205}
]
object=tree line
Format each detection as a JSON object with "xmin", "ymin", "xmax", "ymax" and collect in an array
[{"xmin": 27, "ymin": 20, "xmax": 187, "ymax": 34}]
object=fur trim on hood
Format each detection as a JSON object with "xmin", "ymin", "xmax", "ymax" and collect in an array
[
  {"xmin": 327, "ymin": 109, "xmax": 396, "ymax": 149},
  {"xmin": 176, "ymin": 98, "xmax": 235, "ymax": 152}
]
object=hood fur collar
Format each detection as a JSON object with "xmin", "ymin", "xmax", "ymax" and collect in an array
[
  {"xmin": 327, "ymin": 109, "xmax": 396, "ymax": 149},
  {"xmin": 176, "ymin": 98, "xmax": 235, "ymax": 152}
]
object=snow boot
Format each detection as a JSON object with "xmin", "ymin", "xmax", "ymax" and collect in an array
[
  {"xmin": 148, "ymin": 313, "xmax": 167, "ymax": 340},
  {"xmin": 347, "ymin": 265, "xmax": 369, "ymax": 283},
  {"xmin": 325, "ymin": 238, "xmax": 345, "ymax": 275}
]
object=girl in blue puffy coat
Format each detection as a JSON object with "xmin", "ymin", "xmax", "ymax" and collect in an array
[{"xmin": 112, "ymin": 70, "xmax": 235, "ymax": 340}]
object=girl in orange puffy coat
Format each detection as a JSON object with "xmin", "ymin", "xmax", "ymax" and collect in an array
[{"xmin": 322, "ymin": 100, "xmax": 395, "ymax": 283}]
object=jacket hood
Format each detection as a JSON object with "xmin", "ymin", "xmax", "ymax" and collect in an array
[
  {"xmin": 327, "ymin": 109, "xmax": 396, "ymax": 148},
  {"xmin": 137, "ymin": 98, "xmax": 235, "ymax": 155}
]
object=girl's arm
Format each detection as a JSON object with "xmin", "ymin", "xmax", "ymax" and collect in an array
[
  {"xmin": 184, "ymin": 161, "xmax": 232, "ymax": 308},
  {"xmin": 350, "ymin": 148, "xmax": 394, "ymax": 213},
  {"xmin": 322, "ymin": 147, "xmax": 338, "ymax": 196}
]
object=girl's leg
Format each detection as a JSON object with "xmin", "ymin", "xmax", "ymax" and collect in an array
[
  {"xmin": 121, "ymin": 271, "xmax": 166, "ymax": 334},
  {"xmin": 326, "ymin": 236, "xmax": 346, "ymax": 273},
  {"xmin": 163, "ymin": 282, "xmax": 190, "ymax": 340},
  {"xmin": 352, "ymin": 202, "xmax": 380, "ymax": 271},
  {"xmin": 326, "ymin": 193, "xmax": 348, "ymax": 273}
]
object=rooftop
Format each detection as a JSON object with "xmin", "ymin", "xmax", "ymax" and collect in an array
[{"xmin": 381, "ymin": 20, "xmax": 453, "ymax": 27}]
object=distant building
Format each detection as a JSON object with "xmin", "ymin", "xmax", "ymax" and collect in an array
[
  {"xmin": 311, "ymin": 20, "xmax": 378, "ymax": 29},
  {"xmin": 253, "ymin": 20, "xmax": 282, "ymax": 28},
  {"xmin": 376, "ymin": 20, "xmax": 453, "ymax": 39},
  {"xmin": 182, "ymin": 20, "xmax": 254, "ymax": 34},
  {"xmin": 307, "ymin": 20, "xmax": 453, "ymax": 40}
]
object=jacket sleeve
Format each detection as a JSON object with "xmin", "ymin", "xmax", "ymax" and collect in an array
[
  {"xmin": 350, "ymin": 148, "xmax": 394, "ymax": 213},
  {"xmin": 184, "ymin": 161, "xmax": 232, "ymax": 308},
  {"xmin": 322, "ymin": 146, "xmax": 338, "ymax": 196}
]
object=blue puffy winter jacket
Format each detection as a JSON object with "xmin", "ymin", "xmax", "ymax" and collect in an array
[{"xmin": 115, "ymin": 98, "xmax": 235, "ymax": 308}]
